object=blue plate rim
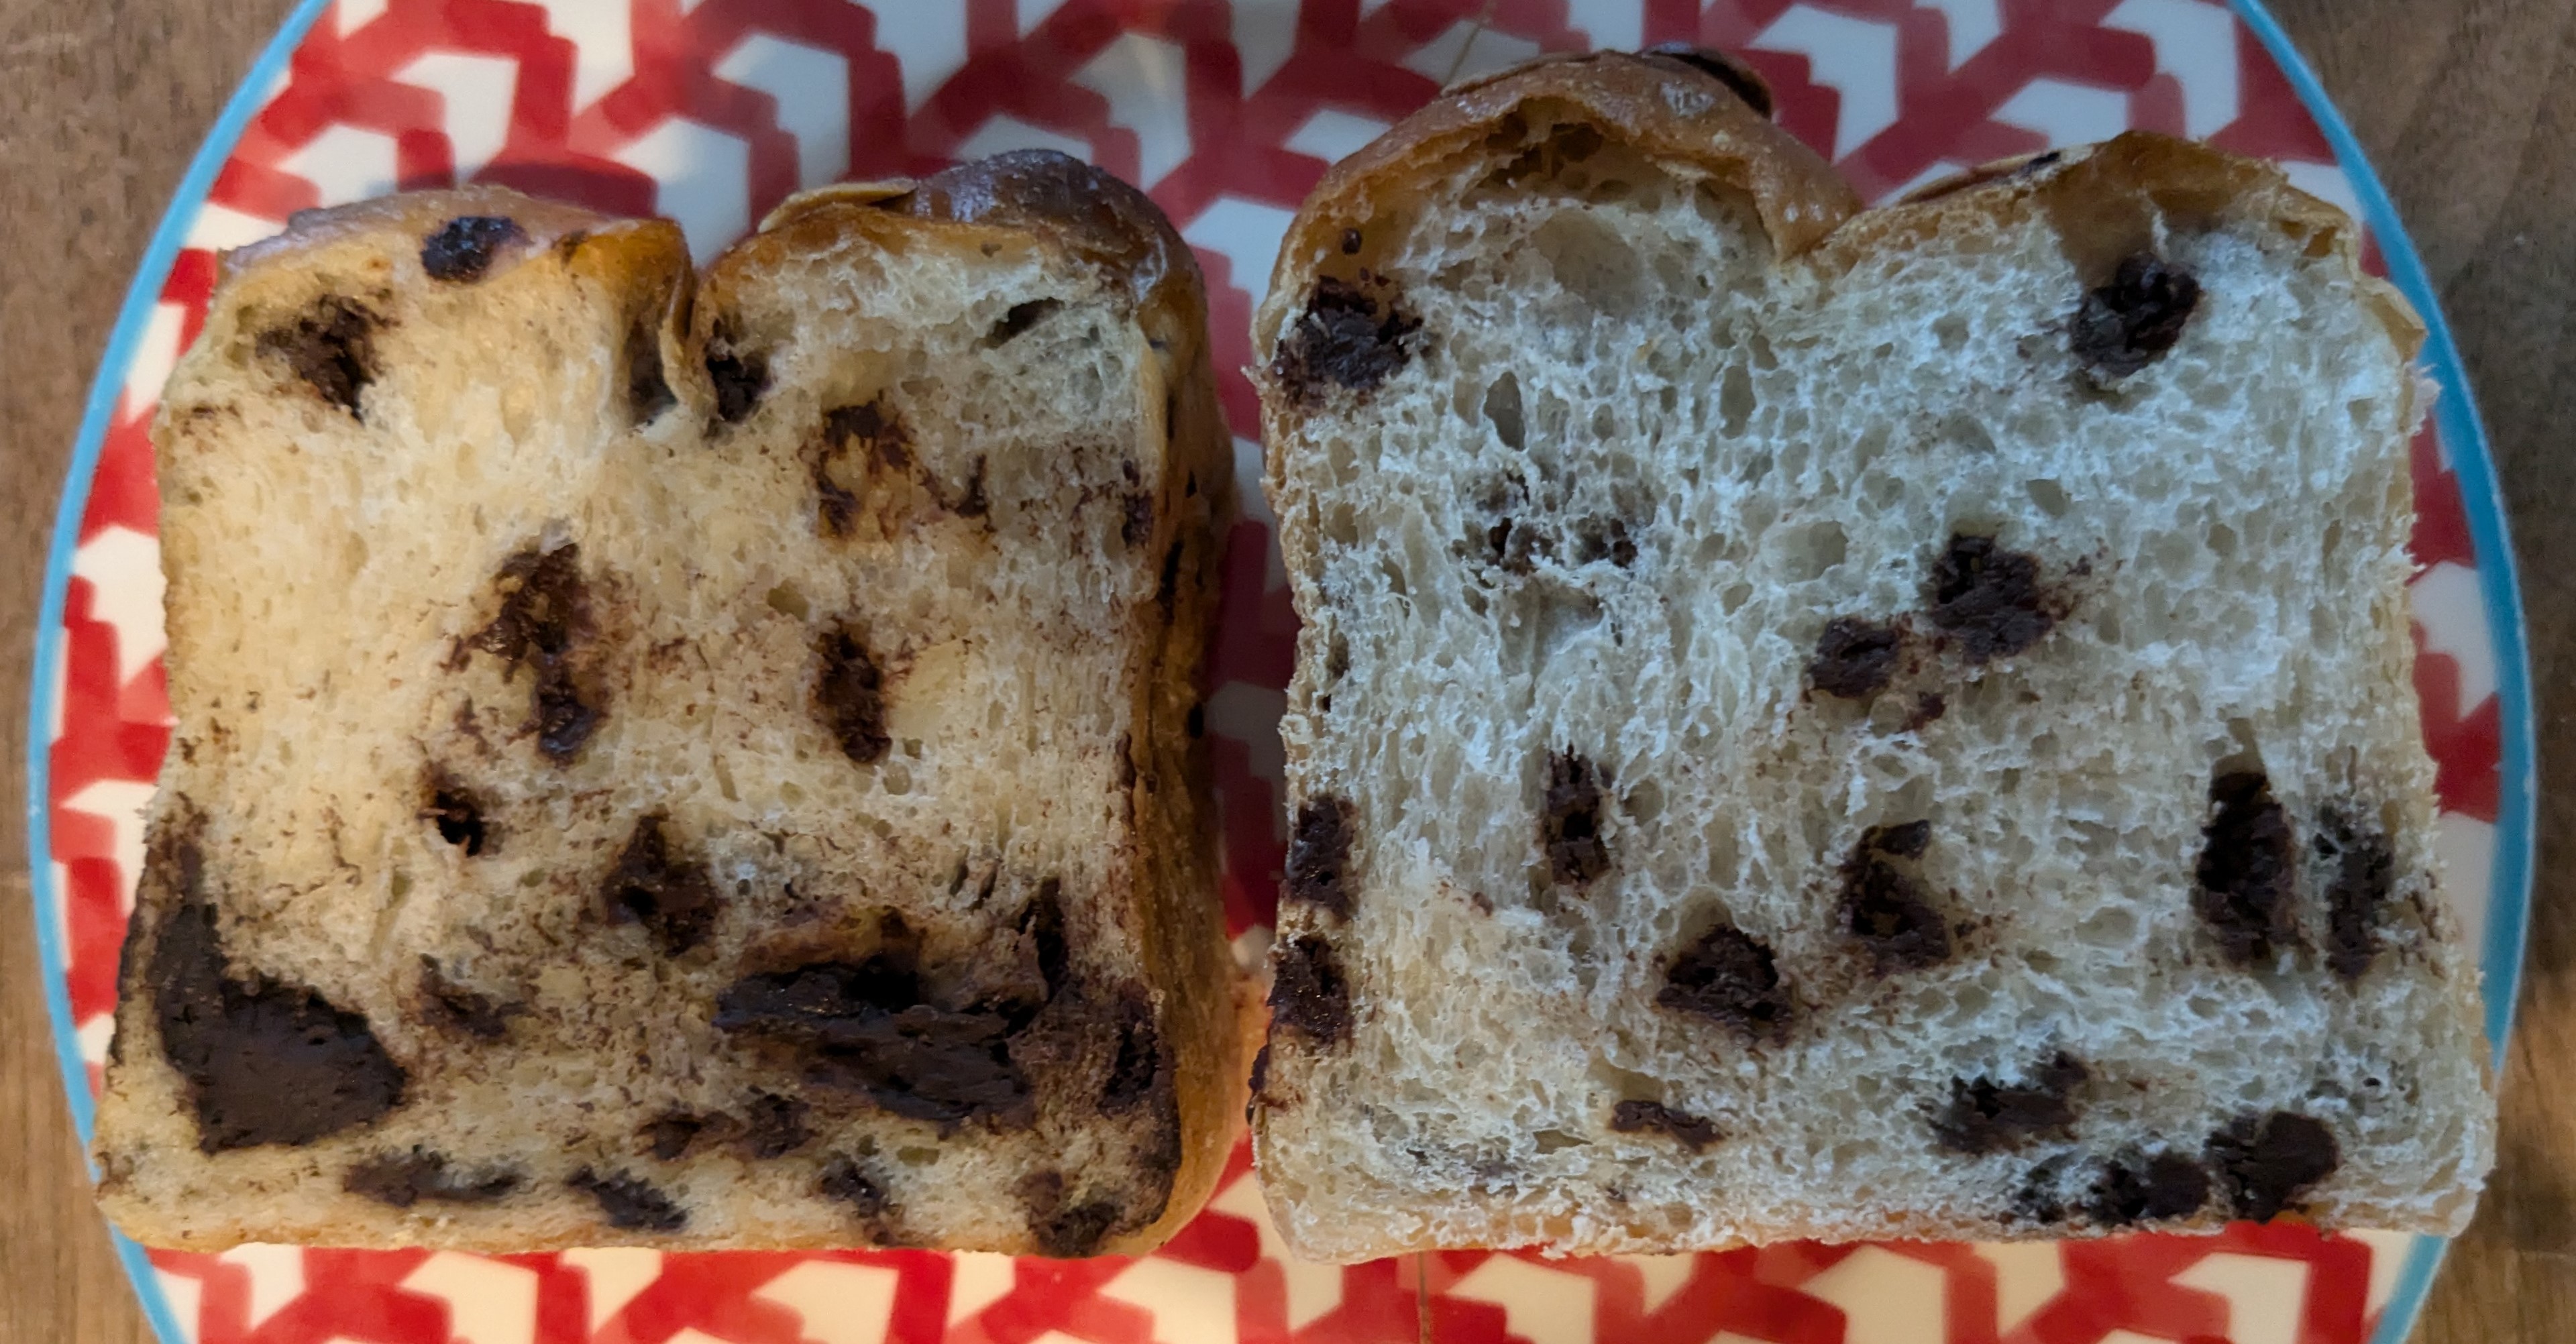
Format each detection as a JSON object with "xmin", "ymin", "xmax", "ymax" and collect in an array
[
  {"xmin": 23, "ymin": 3, "xmax": 2534, "ymax": 1342},
  {"xmin": 2226, "ymin": 5, "xmax": 2538, "ymax": 1341}
]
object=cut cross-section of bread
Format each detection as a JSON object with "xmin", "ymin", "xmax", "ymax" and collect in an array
[
  {"xmin": 1248, "ymin": 50, "xmax": 2493, "ymax": 1259},
  {"xmin": 93, "ymin": 155, "xmax": 1240, "ymax": 1254}
]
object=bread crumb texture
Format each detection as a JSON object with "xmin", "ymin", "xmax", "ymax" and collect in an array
[
  {"xmin": 1249, "ymin": 53, "xmax": 2489, "ymax": 1260},
  {"xmin": 93, "ymin": 163, "xmax": 1239, "ymax": 1257}
]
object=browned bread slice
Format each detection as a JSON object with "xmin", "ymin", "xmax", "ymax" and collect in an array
[
  {"xmin": 93, "ymin": 156, "xmax": 1240, "ymax": 1255},
  {"xmin": 1247, "ymin": 50, "xmax": 2491, "ymax": 1259}
]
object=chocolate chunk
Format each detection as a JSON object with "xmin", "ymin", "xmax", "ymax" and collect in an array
[
  {"xmin": 1930, "ymin": 1052, "xmax": 2089, "ymax": 1154},
  {"xmin": 1926, "ymin": 534, "xmax": 2055, "ymax": 663},
  {"xmin": 814, "ymin": 623, "xmax": 890, "ymax": 765},
  {"xmin": 1285, "ymin": 796, "xmax": 1357, "ymax": 918},
  {"xmin": 2206, "ymin": 1111, "xmax": 2339, "ymax": 1222},
  {"xmin": 1542, "ymin": 751, "xmax": 1611, "ymax": 887},
  {"xmin": 1840, "ymin": 822, "xmax": 1951, "ymax": 972},
  {"xmin": 148, "ymin": 889, "xmax": 407, "ymax": 1152},
  {"xmin": 473, "ymin": 545, "xmax": 586, "ymax": 665},
  {"xmin": 1340, "ymin": 228, "xmax": 1363, "ymax": 255},
  {"xmin": 2195, "ymin": 771, "xmax": 2298, "ymax": 966},
  {"xmin": 1610, "ymin": 1099, "xmax": 1720, "ymax": 1151},
  {"xmin": 569, "ymin": 1168, "xmax": 687, "ymax": 1232},
  {"xmin": 1102, "ymin": 995, "xmax": 1165, "ymax": 1111},
  {"xmin": 420, "ymin": 215, "xmax": 526, "ymax": 282},
  {"xmin": 2086, "ymin": 1150, "xmax": 2212, "ymax": 1227},
  {"xmin": 985, "ymin": 297, "xmax": 1063, "ymax": 346},
  {"xmin": 601, "ymin": 812, "xmax": 720, "ymax": 956},
  {"xmin": 825, "ymin": 399, "xmax": 911, "ymax": 472},
  {"xmin": 258, "ymin": 296, "xmax": 379, "ymax": 417},
  {"xmin": 625, "ymin": 309, "xmax": 674, "ymax": 425},
  {"xmin": 472, "ymin": 545, "xmax": 601, "ymax": 763},
  {"xmin": 425, "ymin": 781, "xmax": 488, "ymax": 855},
  {"xmin": 2010, "ymin": 1160, "xmax": 2070, "ymax": 1225},
  {"xmin": 1642, "ymin": 43, "xmax": 1776, "ymax": 119},
  {"xmin": 739, "ymin": 1090, "xmax": 812, "ymax": 1159},
  {"xmin": 2318, "ymin": 808, "xmax": 2396, "ymax": 982},
  {"xmin": 641, "ymin": 1110, "xmax": 705, "ymax": 1161},
  {"xmin": 1022, "ymin": 879, "xmax": 1069, "ymax": 997},
  {"xmin": 1268, "ymin": 934, "xmax": 1352, "ymax": 1045},
  {"xmin": 1123, "ymin": 492, "xmax": 1154, "ymax": 547},
  {"xmin": 419, "ymin": 956, "xmax": 516, "ymax": 1040},
  {"xmin": 1270, "ymin": 274, "xmax": 1421, "ymax": 404},
  {"xmin": 819, "ymin": 1154, "xmax": 889, "ymax": 1219},
  {"xmin": 705, "ymin": 320, "xmax": 770, "ymax": 425},
  {"xmin": 715, "ymin": 958, "xmax": 1032, "ymax": 1128},
  {"xmin": 532, "ymin": 665, "xmax": 600, "ymax": 761},
  {"xmin": 1657, "ymin": 923, "xmax": 1792, "ymax": 1041},
  {"xmin": 1020, "ymin": 1170, "xmax": 1124, "ymax": 1258},
  {"xmin": 1904, "ymin": 693, "xmax": 1948, "ymax": 730},
  {"xmin": 345, "ymin": 1148, "xmax": 520, "ymax": 1207},
  {"xmin": 1248, "ymin": 1040, "xmax": 1273, "ymax": 1107},
  {"xmin": 1808, "ymin": 616, "xmax": 1904, "ymax": 699},
  {"xmin": 2071, "ymin": 252, "xmax": 2200, "ymax": 380}
]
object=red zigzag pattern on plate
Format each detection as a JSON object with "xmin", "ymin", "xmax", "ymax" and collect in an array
[{"xmin": 42, "ymin": 2, "xmax": 2498, "ymax": 1341}]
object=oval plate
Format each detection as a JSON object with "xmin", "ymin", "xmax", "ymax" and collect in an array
[{"xmin": 28, "ymin": 2, "xmax": 2533, "ymax": 1342}]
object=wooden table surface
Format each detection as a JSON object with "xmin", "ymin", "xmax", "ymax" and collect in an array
[{"xmin": 1, "ymin": 1, "xmax": 2568, "ymax": 1340}]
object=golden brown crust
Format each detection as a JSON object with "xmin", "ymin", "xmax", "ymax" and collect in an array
[
  {"xmin": 1253, "ymin": 48, "xmax": 1862, "ymax": 355},
  {"xmin": 234, "ymin": 185, "xmax": 640, "ymax": 279},
  {"xmin": 1845, "ymin": 133, "xmax": 2423, "ymax": 356},
  {"xmin": 761, "ymin": 150, "xmax": 1208, "ymax": 361}
]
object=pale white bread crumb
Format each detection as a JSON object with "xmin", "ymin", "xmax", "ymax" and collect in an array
[{"xmin": 1248, "ymin": 52, "xmax": 2492, "ymax": 1261}]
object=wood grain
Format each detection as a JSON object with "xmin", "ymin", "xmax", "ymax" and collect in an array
[{"xmin": 0, "ymin": 3, "xmax": 2566, "ymax": 1341}]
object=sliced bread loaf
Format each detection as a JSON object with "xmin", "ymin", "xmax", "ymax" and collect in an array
[
  {"xmin": 94, "ymin": 155, "xmax": 1240, "ymax": 1255},
  {"xmin": 1248, "ymin": 50, "xmax": 2491, "ymax": 1259}
]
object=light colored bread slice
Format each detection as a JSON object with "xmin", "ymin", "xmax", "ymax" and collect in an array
[
  {"xmin": 1248, "ymin": 50, "xmax": 2493, "ymax": 1260},
  {"xmin": 94, "ymin": 156, "xmax": 1240, "ymax": 1255}
]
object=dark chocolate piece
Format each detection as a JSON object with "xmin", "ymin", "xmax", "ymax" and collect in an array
[
  {"xmin": 1285, "ymin": 796, "xmax": 1357, "ymax": 918},
  {"xmin": 2195, "ymin": 771, "xmax": 2298, "ymax": 966},
  {"xmin": 600, "ymin": 812, "xmax": 720, "ymax": 956},
  {"xmin": 1270, "ymin": 274, "xmax": 1421, "ymax": 404},
  {"xmin": 1809, "ymin": 616, "xmax": 1904, "ymax": 699},
  {"xmin": 569, "ymin": 1168, "xmax": 688, "ymax": 1232},
  {"xmin": 1657, "ymin": 923, "xmax": 1792, "ymax": 1042},
  {"xmin": 1926, "ymin": 534, "xmax": 2055, "ymax": 663},
  {"xmin": 1267, "ymin": 934, "xmax": 1353, "ymax": 1046},
  {"xmin": 420, "ymin": 215, "xmax": 527, "ymax": 282},
  {"xmin": 148, "ymin": 888, "xmax": 407, "ymax": 1152},
  {"xmin": 2071, "ymin": 252, "xmax": 2200, "ymax": 380},
  {"xmin": 2085, "ymin": 1150, "xmax": 2212, "ymax": 1227},
  {"xmin": 1609, "ymin": 1099, "xmax": 1721, "ymax": 1151},
  {"xmin": 715, "ymin": 958, "xmax": 1032, "ymax": 1127},
  {"xmin": 2318, "ymin": 808, "xmax": 2396, "ymax": 982},
  {"xmin": 257, "ymin": 296, "xmax": 379, "ymax": 416},
  {"xmin": 1929, "ymin": 1052, "xmax": 2090, "ymax": 1154},
  {"xmin": 1840, "ymin": 822, "xmax": 1951, "ymax": 972},
  {"xmin": 2206, "ymin": 1111, "xmax": 2339, "ymax": 1222},
  {"xmin": 1542, "ymin": 751, "xmax": 1610, "ymax": 887},
  {"xmin": 345, "ymin": 1148, "xmax": 520, "ymax": 1207},
  {"xmin": 814, "ymin": 622, "xmax": 891, "ymax": 765}
]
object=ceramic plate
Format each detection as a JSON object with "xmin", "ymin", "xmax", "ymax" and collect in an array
[{"xmin": 30, "ymin": 1, "xmax": 2534, "ymax": 1341}]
